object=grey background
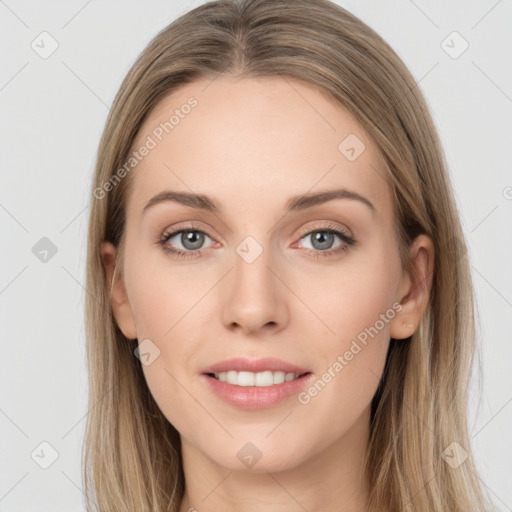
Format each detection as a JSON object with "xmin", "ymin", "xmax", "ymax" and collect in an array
[{"xmin": 1, "ymin": 0, "xmax": 511, "ymax": 510}]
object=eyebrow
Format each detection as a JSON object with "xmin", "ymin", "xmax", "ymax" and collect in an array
[{"xmin": 142, "ymin": 188, "xmax": 376, "ymax": 216}]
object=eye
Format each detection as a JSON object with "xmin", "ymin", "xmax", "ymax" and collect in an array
[
  {"xmin": 157, "ymin": 224, "xmax": 215, "ymax": 259},
  {"xmin": 295, "ymin": 224, "xmax": 356, "ymax": 258}
]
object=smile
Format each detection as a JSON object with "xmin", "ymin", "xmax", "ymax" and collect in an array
[{"xmin": 208, "ymin": 370, "xmax": 309, "ymax": 387}]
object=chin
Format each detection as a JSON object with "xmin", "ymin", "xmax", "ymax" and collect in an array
[{"xmin": 200, "ymin": 437, "xmax": 310, "ymax": 474}]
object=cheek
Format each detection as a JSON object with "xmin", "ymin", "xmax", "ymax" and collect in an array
[
  {"xmin": 124, "ymin": 255, "xmax": 210, "ymax": 428},
  {"xmin": 125, "ymin": 250, "xmax": 204, "ymax": 339},
  {"xmin": 295, "ymin": 245, "xmax": 400, "ymax": 412},
  {"xmin": 305, "ymin": 247, "xmax": 401, "ymax": 342},
  {"xmin": 139, "ymin": 358, "xmax": 211, "ymax": 445}
]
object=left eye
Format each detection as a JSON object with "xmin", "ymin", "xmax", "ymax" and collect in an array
[{"xmin": 299, "ymin": 229, "xmax": 345, "ymax": 251}]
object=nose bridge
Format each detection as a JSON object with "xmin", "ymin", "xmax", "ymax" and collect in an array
[
  {"xmin": 235, "ymin": 235, "xmax": 273, "ymax": 289},
  {"xmin": 222, "ymin": 233, "xmax": 287, "ymax": 333}
]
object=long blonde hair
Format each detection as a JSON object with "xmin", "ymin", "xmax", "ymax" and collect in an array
[{"xmin": 83, "ymin": 0, "xmax": 494, "ymax": 510}]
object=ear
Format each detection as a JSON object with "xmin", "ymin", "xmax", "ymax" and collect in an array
[
  {"xmin": 99, "ymin": 241, "xmax": 138, "ymax": 340},
  {"xmin": 390, "ymin": 234, "xmax": 435, "ymax": 340}
]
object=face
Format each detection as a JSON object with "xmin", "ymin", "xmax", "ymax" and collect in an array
[{"xmin": 101, "ymin": 75, "xmax": 432, "ymax": 473}]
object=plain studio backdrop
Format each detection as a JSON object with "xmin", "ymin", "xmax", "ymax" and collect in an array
[{"xmin": 0, "ymin": 0, "xmax": 511, "ymax": 510}]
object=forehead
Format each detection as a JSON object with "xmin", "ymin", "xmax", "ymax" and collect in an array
[{"xmin": 127, "ymin": 75, "xmax": 391, "ymax": 221}]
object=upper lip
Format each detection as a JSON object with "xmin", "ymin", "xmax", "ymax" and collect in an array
[{"xmin": 202, "ymin": 357, "xmax": 311, "ymax": 375}]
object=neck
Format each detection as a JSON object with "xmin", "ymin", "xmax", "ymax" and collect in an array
[{"xmin": 178, "ymin": 406, "xmax": 372, "ymax": 512}]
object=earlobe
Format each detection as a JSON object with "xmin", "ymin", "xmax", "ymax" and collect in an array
[
  {"xmin": 390, "ymin": 234, "xmax": 435, "ymax": 340},
  {"xmin": 99, "ymin": 241, "xmax": 138, "ymax": 340}
]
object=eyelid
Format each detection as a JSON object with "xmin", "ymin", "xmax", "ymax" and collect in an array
[
  {"xmin": 161, "ymin": 221, "xmax": 214, "ymax": 237},
  {"xmin": 296, "ymin": 221, "xmax": 353, "ymax": 240}
]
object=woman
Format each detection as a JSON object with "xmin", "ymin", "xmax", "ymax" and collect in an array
[{"xmin": 83, "ymin": 0, "xmax": 495, "ymax": 510}]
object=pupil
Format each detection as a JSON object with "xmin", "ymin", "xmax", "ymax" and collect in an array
[
  {"xmin": 313, "ymin": 231, "xmax": 333, "ymax": 250},
  {"xmin": 183, "ymin": 231, "xmax": 204, "ymax": 250}
]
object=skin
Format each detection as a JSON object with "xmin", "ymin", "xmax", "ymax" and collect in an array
[{"xmin": 100, "ymin": 75, "xmax": 434, "ymax": 512}]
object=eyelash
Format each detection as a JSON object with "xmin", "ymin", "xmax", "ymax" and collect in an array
[{"xmin": 157, "ymin": 222, "xmax": 356, "ymax": 260}]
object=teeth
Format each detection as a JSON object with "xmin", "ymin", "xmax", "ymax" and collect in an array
[{"xmin": 213, "ymin": 370, "xmax": 301, "ymax": 386}]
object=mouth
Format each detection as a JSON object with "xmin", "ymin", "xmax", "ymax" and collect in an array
[
  {"xmin": 201, "ymin": 359, "xmax": 315, "ymax": 410},
  {"xmin": 205, "ymin": 370, "xmax": 312, "ymax": 387}
]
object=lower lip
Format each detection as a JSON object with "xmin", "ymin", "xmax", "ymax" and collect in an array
[{"xmin": 201, "ymin": 373, "xmax": 313, "ymax": 410}]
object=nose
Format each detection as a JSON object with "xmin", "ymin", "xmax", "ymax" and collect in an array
[{"xmin": 221, "ymin": 243, "xmax": 289, "ymax": 336}]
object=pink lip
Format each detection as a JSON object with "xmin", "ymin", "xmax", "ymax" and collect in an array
[
  {"xmin": 201, "ymin": 357, "xmax": 311, "ymax": 375},
  {"xmin": 201, "ymin": 373, "xmax": 314, "ymax": 410}
]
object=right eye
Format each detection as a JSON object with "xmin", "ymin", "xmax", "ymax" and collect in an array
[{"xmin": 158, "ymin": 226, "xmax": 216, "ymax": 259}]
